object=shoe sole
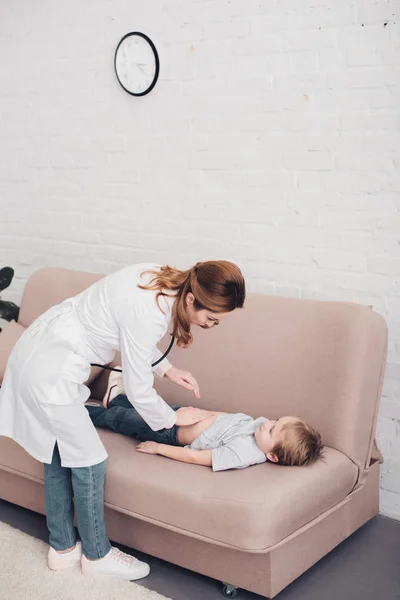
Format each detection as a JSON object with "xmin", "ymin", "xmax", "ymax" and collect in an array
[
  {"xmin": 131, "ymin": 563, "xmax": 151, "ymax": 580},
  {"xmin": 81, "ymin": 564, "xmax": 150, "ymax": 580},
  {"xmin": 102, "ymin": 383, "xmax": 117, "ymax": 409}
]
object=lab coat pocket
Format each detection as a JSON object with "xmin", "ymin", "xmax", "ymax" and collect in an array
[
  {"xmin": 61, "ymin": 351, "xmax": 91, "ymax": 385},
  {"xmin": 46, "ymin": 351, "xmax": 91, "ymax": 406}
]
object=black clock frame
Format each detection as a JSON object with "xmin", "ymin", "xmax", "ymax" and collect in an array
[{"xmin": 114, "ymin": 31, "xmax": 160, "ymax": 97}]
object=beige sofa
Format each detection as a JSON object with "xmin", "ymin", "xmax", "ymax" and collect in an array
[{"xmin": 0, "ymin": 268, "xmax": 388, "ymax": 598}]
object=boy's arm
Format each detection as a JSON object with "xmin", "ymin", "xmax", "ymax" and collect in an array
[{"xmin": 136, "ymin": 441, "xmax": 213, "ymax": 467}]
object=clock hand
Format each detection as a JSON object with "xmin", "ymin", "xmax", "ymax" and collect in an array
[{"xmin": 138, "ymin": 65, "xmax": 151, "ymax": 75}]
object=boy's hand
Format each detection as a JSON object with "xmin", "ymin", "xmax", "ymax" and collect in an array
[{"xmin": 136, "ymin": 442, "xmax": 159, "ymax": 455}]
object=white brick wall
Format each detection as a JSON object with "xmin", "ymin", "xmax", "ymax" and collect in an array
[{"xmin": 0, "ymin": 1, "xmax": 399, "ymax": 519}]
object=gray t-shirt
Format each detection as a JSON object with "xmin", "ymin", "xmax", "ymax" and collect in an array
[{"xmin": 187, "ymin": 413, "xmax": 269, "ymax": 472}]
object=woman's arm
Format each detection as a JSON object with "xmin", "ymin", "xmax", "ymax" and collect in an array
[
  {"xmin": 152, "ymin": 346, "xmax": 173, "ymax": 380},
  {"xmin": 136, "ymin": 441, "xmax": 213, "ymax": 467},
  {"xmin": 119, "ymin": 309, "xmax": 178, "ymax": 431},
  {"xmin": 118, "ymin": 305, "xmax": 201, "ymax": 430}
]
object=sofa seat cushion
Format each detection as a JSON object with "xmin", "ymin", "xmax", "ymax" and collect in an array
[
  {"xmin": 0, "ymin": 428, "xmax": 358, "ymax": 551},
  {"xmin": 102, "ymin": 431, "xmax": 358, "ymax": 550}
]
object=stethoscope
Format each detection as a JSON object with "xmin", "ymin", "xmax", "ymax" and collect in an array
[
  {"xmin": 0, "ymin": 335, "xmax": 175, "ymax": 391},
  {"xmin": 90, "ymin": 335, "xmax": 175, "ymax": 373}
]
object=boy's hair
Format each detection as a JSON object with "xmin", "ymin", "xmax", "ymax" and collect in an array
[{"xmin": 272, "ymin": 419, "xmax": 323, "ymax": 466}]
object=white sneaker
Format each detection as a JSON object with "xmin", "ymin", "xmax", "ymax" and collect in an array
[
  {"xmin": 102, "ymin": 367, "xmax": 124, "ymax": 408},
  {"xmin": 48, "ymin": 542, "xmax": 82, "ymax": 570},
  {"xmin": 81, "ymin": 547, "xmax": 150, "ymax": 580}
]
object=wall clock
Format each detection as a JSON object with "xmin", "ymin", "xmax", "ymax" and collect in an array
[{"xmin": 114, "ymin": 32, "xmax": 160, "ymax": 96}]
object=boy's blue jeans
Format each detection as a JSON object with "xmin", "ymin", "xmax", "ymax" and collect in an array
[
  {"xmin": 85, "ymin": 394, "xmax": 182, "ymax": 446},
  {"xmin": 44, "ymin": 444, "xmax": 111, "ymax": 559}
]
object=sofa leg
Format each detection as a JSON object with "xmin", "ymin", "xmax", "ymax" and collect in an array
[{"xmin": 222, "ymin": 583, "xmax": 238, "ymax": 598}]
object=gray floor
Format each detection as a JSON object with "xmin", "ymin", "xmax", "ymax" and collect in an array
[{"xmin": 1, "ymin": 499, "xmax": 400, "ymax": 600}]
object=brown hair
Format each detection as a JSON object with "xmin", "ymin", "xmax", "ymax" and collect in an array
[
  {"xmin": 138, "ymin": 261, "xmax": 246, "ymax": 348},
  {"xmin": 272, "ymin": 420, "xmax": 323, "ymax": 466}
]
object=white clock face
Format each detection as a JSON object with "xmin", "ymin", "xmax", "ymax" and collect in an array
[{"xmin": 115, "ymin": 33, "xmax": 159, "ymax": 96}]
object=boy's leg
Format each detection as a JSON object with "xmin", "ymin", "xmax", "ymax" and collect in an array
[
  {"xmin": 85, "ymin": 398, "xmax": 182, "ymax": 446},
  {"xmin": 71, "ymin": 458, "xmax": 111, "ymax": 560},
  {"xmin": 44, "ymin": 444, "xmax": 78, "ymax": 551},
  {"xmin": 111, "ymin": 393, "xmax": 181, "ymax": 414},
  {"xmin": 109, "ymin": 393, "xmax": 134, "ymax": 409}
]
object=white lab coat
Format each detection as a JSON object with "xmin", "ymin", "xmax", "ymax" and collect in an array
[{"xmin": 0, "ymin": 264, "xmax": 177, "ymax": 468}]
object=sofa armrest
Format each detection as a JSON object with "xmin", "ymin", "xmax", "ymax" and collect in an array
[
  {"xmin": 0, "ymin": 320, "xmax": 26, "ymax": 383},
  {"xmin": 370, "ymin": 439, "xmax": 384, "ymax": 465}
]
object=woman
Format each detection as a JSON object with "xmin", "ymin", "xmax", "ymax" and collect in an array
[{"xmin": 0, "ymin": 260, "xmax": 245, "ymax": 580}]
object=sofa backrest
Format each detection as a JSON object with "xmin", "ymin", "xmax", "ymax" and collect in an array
[{"xmin": 19, "ymin": 268, "xmax": 387, "ymax": 476}]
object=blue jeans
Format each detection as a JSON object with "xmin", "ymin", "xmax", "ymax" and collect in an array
[
  {"xmin": 85, "ymin": 394, "xmax": 182, "ymax": 446},
  {"xmin": 44, "ymin": 444, "xmax": 111, "ymax": 559}
]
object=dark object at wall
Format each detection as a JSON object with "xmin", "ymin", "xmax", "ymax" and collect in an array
[
  {"xmin": 0, "ymin": 267, "xmax": 14, "ymax": 292},
  {"xmin": 0, "ymin": 267, "xmax": 20, "ymax": 331}
]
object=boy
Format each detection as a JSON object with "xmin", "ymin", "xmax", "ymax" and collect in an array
[{"xmin": 86, "ymin": 370, "xmax": 323, "ymax": 471}]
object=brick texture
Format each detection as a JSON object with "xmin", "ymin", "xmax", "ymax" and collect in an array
[{"xmin": 0, "ymin": 1, "xmax": 399, "ymax": 519}]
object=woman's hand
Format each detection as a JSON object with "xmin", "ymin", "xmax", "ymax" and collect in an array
[
  {"xmin": 136, "ymin": 441, "xmax": 159, "ymax": 455},
  {"xmin": 174, "ymin": 406, "xmax": 211, "ymax": 427},
  {"xmin": 165, "ymin": 367, "xmax": 200, "ymax": 399}
]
